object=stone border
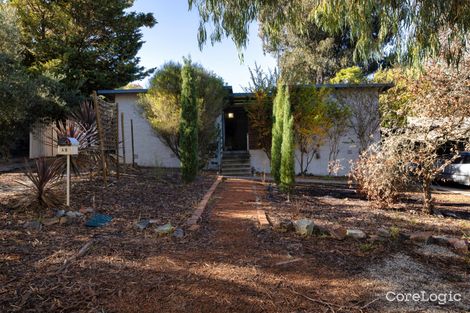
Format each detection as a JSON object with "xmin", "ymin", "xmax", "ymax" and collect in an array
[
  {"xmin": 257, "ymin": 209, "xmax": 270, "ymax": 229},
  {"xmin": 186, "ymin": 176, "xmax": 222, "ymax": 231}
]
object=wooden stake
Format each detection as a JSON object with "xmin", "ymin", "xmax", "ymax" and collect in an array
[
  {"xmin": 121, "ymin": 112, "xmax": 126, "ymax": 164},
  {"xmin": 93, "ymin": 91, "xmax": 107, "ymax": 186},
  {"xmin": 115, "ymin": 103, "xmax": 120, "ymax": 179},
  {"xmin": 131, "ymin": 119, "xmax": 135, "ymax": 167}
]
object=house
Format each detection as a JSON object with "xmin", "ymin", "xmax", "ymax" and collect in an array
[{"xmin": 30, "ymin": 83, "xmax": 392, "ymax": 176}]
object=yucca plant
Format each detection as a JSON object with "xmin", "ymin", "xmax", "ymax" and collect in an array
[{"xmin": 17, "ymin": 157, "xmax": 64, "ymax": 210}]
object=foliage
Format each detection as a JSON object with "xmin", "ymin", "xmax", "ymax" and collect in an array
[
  {"xmin": 373, "ymin": 67, "xmax": 416, "ymax": 128},
  {"xmin": 188, "ymin": 0, "xmax": 470, "ymax": 66},
  {"xmin": 179, "ymin": 59, "xmax": 199, "ymax": 183},
  {"xmin": 11, "ymin": 0, "xmax": 156, "ymax": 94},
  {"xmin": 349, "ymin": 143, "xmax": 409, "ymax": 209},
  {"xmin": 139, "ymin": 61, "xmax": 227, "ymax": 166},
  {"xmin": 329, "ymin": 66, "xmax": 365, "ymax": 84},
  {"xmin": 280, "ymin": 86, "xmax": 295, "ymax": 193},
  {"xmin": 270, "ymin": 80, "xmax": 285, "ymax": 184},
  {"xmin": 18, "ymin": 158, "xmax": 64, "ymax": 210},
  {"xmin": 260, "ymin": 2, "xmax": 388, "ymax": 84},
  {"xmin": 351, "ymin": 56, "xmax": 470, "ymax": 213},
  {"xmin": 0, "ymin": 3, "xmax": 80, "ymax": 158},
  {"xmin": 290, "ymin": 86, "xmax": 332, "ymax": 175},
  {"xmin": 243, "ymin": 64, "xmax": 278, "ymax": 159}
]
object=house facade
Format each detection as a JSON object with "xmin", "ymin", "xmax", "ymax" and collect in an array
[{"xmin": 30, "ymin": 84, "xmax": 391, "ymax": 176}]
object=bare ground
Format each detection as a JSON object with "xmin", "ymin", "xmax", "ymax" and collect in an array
[{"xmin": 1, "ymin": 173, "xmax": 469, "ymax": 312}]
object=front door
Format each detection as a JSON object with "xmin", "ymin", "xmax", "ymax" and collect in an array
[{"xmin": 224, "ymin": 107, "xmax": 248, "ymax": 151}]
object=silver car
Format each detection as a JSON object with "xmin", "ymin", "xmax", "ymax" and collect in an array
[{"xmin": 441, "ymin": 152, "xmax": 470, "ymax": 186}]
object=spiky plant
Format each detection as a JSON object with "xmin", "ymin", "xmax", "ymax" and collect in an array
[{"xmin": 18, "ymin": 157, "xmax": 64, "ymax": 210}]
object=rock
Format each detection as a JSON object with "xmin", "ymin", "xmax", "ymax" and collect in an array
[
  {"xmin": 155, "ymin": 223, "xmax": 174, "ymax": 236},
  {"xmin": 326, "ymin": 225, "xmax": 347, "ymax": 240},
  {"xmin": 55, "ymin": 209, "xmax": 65, "ymax": 217},
  {"xmin": 136, "ymin": 219, "xmax": 150, "ymax": 231},
  {"xmin": 79, "ymin": 207, "xmax": 94, "ymax": 214},
  {"xmin": 42, "ymin": 217, "xmax": 60, "ymax": 226},
  {"xmin": 294, "ymin": 219, "xmax": 315, "ymax": 236},
  {"xmin": 149, "ymin": 219, "xmax": 161, "ymax": 224},
  {"xmin": 368, "ymin": 235, "xmax": 383, "ymax": 243},
  {"xmin": 377, "ymin": 227, "xmax": 391, "ymax": 238},
  {"xmin": 448, "ymin": 238, "xmax": 468, "ymax": 255},
  {"xmin": 23, "ymin": 220, "xmax": 42, "ymax": 230},
  {"xmin": 279, "ymin": 219, "xmax": 295, "ymax": 232},
  {"xmin": 430, "ymin": 235, "xmax": 452, "ymax": 246},
  {"xmin": 346, "ymin": 229, "xmax": 367, "ymax": 239},
  {"xmin": 398, "ymin": 232, "xmax": 410, "ymax": 241},
  {"xmin": 409, "ymin": 231, "xmax": 433, "ymax": 243},
  {"xmin": 85, "ymin": 214, "xmax": 113, "ymax": 227},
  {"xmin": 59, "ymin": 216, "xmax": 72, "ymax": 225},
  {"xmin": 65, "ymin": 211, "xmax": 83, "ymax": 218},
  {"xmin": 172, "ymin": 227, "xmax": 184, "ymax": 238}
]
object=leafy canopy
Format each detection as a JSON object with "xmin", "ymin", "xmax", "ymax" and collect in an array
[
  {"xmin": 189, "ymin": 0, "xmax": 470, "ymax": 66},
  {"xmin": 11, "ymin": 0, "xmax": 156, "ymax": 94}
]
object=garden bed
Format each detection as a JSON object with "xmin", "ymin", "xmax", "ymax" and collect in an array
[{"xmin": 0, "ymin": 168, "xmax": 215, "ymax": 312}]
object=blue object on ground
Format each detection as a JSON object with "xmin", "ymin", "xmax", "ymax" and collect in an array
[{"xmin": 85, "ymin": 213, "xmax": 113, "ymax": 227}]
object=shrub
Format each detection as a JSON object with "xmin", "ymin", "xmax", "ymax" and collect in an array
[
  {"xmin": 18, "ymin": 157, "xmax": 63, "ymax": 210},
  {"xmin": 349, "ymin": 144, "xmax": 406, "ymax": 209}
]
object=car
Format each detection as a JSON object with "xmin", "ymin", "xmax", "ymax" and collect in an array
[{"xmin": 440, "ymin": 152, "xmax": 470, "ymax": 186}]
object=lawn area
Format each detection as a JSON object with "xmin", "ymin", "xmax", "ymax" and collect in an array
[{"xmin": 0, "ymin": 174, "xmax": 469, "ymax": 312}]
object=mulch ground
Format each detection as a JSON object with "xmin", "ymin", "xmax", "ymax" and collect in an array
[{"xmin": 1, "ymin": 173, "xmax": 470, "ymax": 312}]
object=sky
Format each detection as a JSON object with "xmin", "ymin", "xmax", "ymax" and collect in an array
[{"xmin": 130, "ymin": 0, "xmax": 277, "ymax": 92}]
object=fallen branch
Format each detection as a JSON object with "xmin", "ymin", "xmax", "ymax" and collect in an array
[
  {"xmin": 57, "ymin": 239, "xmax": 95, "ymax": 274},
  {"xmin": 288, "ymin": 287, "xmax": 337, "ymax": 313}
]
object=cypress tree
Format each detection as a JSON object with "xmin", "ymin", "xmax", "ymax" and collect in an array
[
  {"xmin": 280, "ymin": 85, "xmax": 295, "ymax": 194},
  {"xmin": 179, "ymin": 59, "xmax": 198, "ymax": 182},
  {"xmin": 271, "ymin": 81, "xmax": 285, "ymax": 184}
]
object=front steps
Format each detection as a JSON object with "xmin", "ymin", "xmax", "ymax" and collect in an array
[{"xmin": 221, "ymin": 151, "xmax": 252, "ymax": 176}]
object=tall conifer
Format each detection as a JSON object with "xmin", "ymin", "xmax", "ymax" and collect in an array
[
  {"xmin": 271, "ymin": 81, "xmax": 285, "ymax": 184},
  {"xmin": 179, "ymin": 59, "xmax": 198, "ymax": 182},
  {"xmin": 280, "ymin": 85, "xmax": 295, "ymax": 193}
]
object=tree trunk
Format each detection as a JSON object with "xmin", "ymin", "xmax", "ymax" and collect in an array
[{"xmin": 422, "ymin": 179, "xmax": 433, "ymax": 214}]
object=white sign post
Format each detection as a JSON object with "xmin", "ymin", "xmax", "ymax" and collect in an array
[{"xmin": 57, "ymin": 138, "xmax": 79, "ymax": 207}]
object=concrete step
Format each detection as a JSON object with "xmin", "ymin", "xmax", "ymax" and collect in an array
[
  {"xmin": 222, "ymin": 170, "xmax": 252, "ymax": 176},
  {"xmin": 222, "ymin": 164, "xmax": 251, "ymax": 170}
]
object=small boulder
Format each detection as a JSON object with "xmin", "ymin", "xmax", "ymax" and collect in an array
[
  {"xmin": 79, "ymin": 207, "xmax": 94, "ymax": 214},
  {"xmin": 55, "ymin": 209, "xmax": 65, "ymax": 217},
  {"xmin": 294, "ymin": 219, "xmax": 315, "ymax": 236},
  {"xmin": 66, "ymin": 211, "xmax": 82, "ymax": 219},
  {"xmin": 430, "ymin": 235, "xmax": 452, "ymax": 246},
  {"xmin": 136, "ymin": 219, "xmax": 150, "ymax": 231},
  {"xmin": 377, "ymin": 227, "xmax": 391, "ymax": 238},
  {"xmin": 23, "ymin": 220, "xmax": 42, "ymax": 231},
  {"xmin": 327, "ymin": 225, "xmax": 347, "ymax": 240},
  {"xmin": 346, "ymin": 229, "xmax": 367, "ymax": 239},
  {"xmin": 42, "ymin": 217, "xmax": 60, "ymax": 226},
  {"xmin": 155, "ymin": 223, "xmax": 174, "ymax": 236},
  {"xmin": 410, "ymin": 231, "xmax": 433, "ymax": 243},
  {"xmin": 278, "ymin": 219, "xmax": 295, "ymax": 232},
  {"xmin": 448, "ymin": 238, "xmax": 468, "ymax": 255},
  {"xmin": 172, "ymin": 227, "xmax": 185, "ymax": 238},
  {"xmin": 59, "ymin": 216, "xmax": 73, "ymax": 225}
]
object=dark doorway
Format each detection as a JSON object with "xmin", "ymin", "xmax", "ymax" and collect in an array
[{"xmin": 224, "ymin": 107, "xmax": 248, "ymax": 151}]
